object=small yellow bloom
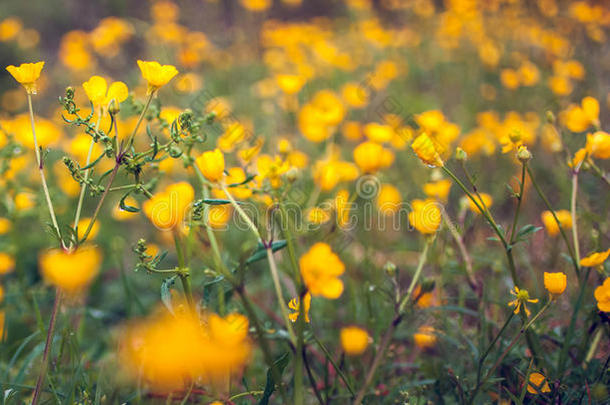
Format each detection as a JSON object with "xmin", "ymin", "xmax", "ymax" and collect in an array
[
  {"xmin": 39, "ymin": 246, "xmax": 102, "ymax": 294},
  {"xmin": 413, "ymin": 325, "xmax": 437, "ymax": 349},
  {"xmin": 411, "ymin": 133, "xmax": 443, "ymax": 167},
  {"xmin": 543, "ymin": 272, "xmax": 567, "ymax": 296},
  {"xmin": 137, "ymin": 60, "xmax": 178, "ymax": 94},
  {"xmin": 6, "ymin": 61, "xmax": 44, "ymax": 94},
  {"xmin": 408, "ymin": 199, "xmax": 441, "ymax": 234},
  {"xmin": 580, "ymin": 249, "xmax": 610, "ymax": 268},
  {"xmin": 300, "ymin": 243, "xmax": 345, "ymax": 299},
  {"xmin": 376, "ymin": 184, "xmax": 402, "ymax": 215},
  {"xmin": 541, "ymin": 210, "xmax": 572, "ymax": 237},
  {"xmin": 82, "ymin": 75, "xmax": 128, "ymax": 109},
  {"xmin": 340, "ymin": 326, "xmax": 369, "ymax": 355},
  {"xmin": 307, "ymin": 207, "xmax": 331, "ymax": 224},
  {"xmin": 467, "ymin": 193, "xmax": 493, "ymax": 215},
  {"xmin": 527, "ymin": 372, "xmax": 551, "ymax": 394},
  {"xmin": 0, "ymin": 218, "xmax": 12, "ymax": 234},
  {"xmin": 0, "ymin": 252, "xmax": 15, "ymax": 275},
  {"xmin": 142, "ymin": 182, "xmax": 194, "ymax": 230},
  {"xmin": 423, "ymin": 179, "xmax": 452, "ymax": 202},
  {"xmin": 353, "ymin": 141, "xmax": 393, "ymax": 173},
  {"xmin": 288, "ymin": 293, "xmax": 311, "ymax": 323},
  {"xmin": 586, "ymin": 131, "xmax": 610, "ymax": 159},
  {"xmin": 196, "ymin": 148, "xmax": 225, "ymax": 183},
  {"xmin": 207, "ymin": 205, "xmax": 233, "ymax": 229},
  {"xmin": 275, "ymin": 74, "xmax": 306, "ymax": 95},
  {"xmin": 507, "ymin": 286, "xmax": 538, "ymax": 317},
  {"xmin": 594, "ymin": 278, "xmax": 610, "ymax": 312}
]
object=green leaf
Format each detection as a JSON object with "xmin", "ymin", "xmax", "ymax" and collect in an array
[
  {"xmin": 200, "ymin": 198, "xmax": 232, "ymax": 205},
  {"xmin": 246, "ymin": 240, "xmax": 287, "ymax": 265},
  {"xmin": 228, "ymin": 173, "xmax": 256, "ymax": 187},
  {"xmin": 119, "ymin": 191, "xmax": 140, "ymax": 213},
  {"xmin": 161, "ymin": 275, "xmax": 178, "ymax": 314},
  {"xmin": 514, "ymin": 224, "xmax": 542, "ymax": 242},
  {"xmin": 258, "ymin": 352, "xmax": 290, "ymax": 405}
]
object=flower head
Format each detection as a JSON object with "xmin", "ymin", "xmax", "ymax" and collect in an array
[
  {"xmin": 300, "ymin": 243, "xmax": 345, "ymax": 299},
  {"xmin": 411, "ymin": 133, "xmax": 443, "ymax": 167},
  {"xmin": 580, "ymin": 249, "xmax": 610, "ymax": 268},
  {"xmin": 541, "ymin": 210, "xmax": 572, "ymax": 237},
  {"xmin": 142, "ymin": 182, "xmax": 194, "ymax": 231},
  {"xmin": 82, "ymin": 75, "xmax": 128, "ymax": 109},
  {"xmin": 137, "ymin": 60, "xmax": 178, "ymax": 94},
  {"xmin": 288, "ymin": 293, "xmax": 311, "ymax": 323},
  {"xmin": 413, "ymin": 325, "xmax": 437, "ymax": 349},
  {"xmin": 408, "ymin": 199, "xmax": 441, "ymax": 234},
  {"xmin": 353, "ymin": 141, "xmax": 394, "ymax": 173},
  {"xmin": 594, "ymin": 278, "xmax": 610, "ymax": 312},
  {"xmin": 508, "ymin": 286, "xmax": 538, "ymax": 317},
  {"xmin": 527, "ymin": 372, "xmax": 551, "ymax": 394},
  {"xmin": 544, "ymin": 272, "xmax": 567, "ymax": 296},
  {"xmin": 39, "ymin": 245, "xmax": 102, "ymax": 294},
  {"xmin": 6, "ymin": 61, "xmax": 44, "ymax": 94},
  {"xmin": 340, "ymin": 326, "xmax": 369, "ymax": 355},
  {"xmin": 196, "ymin": 148, "xmax": 225, "ymax": 183}
]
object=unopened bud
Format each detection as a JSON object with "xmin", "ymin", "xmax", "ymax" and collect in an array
[
  {"xmin": 517, "ymin": 145, "xmax": 532, "ymax": 162},
  {"xmin": 108, "ymin": 99, "xmax": 120, "ymax": 115},
  {"xmin": 546, "ymin": 110, "xmax": 556, "ymax": 124},
  {"xmin": 455, "ymin": 147, "xmax": 467, "ymax": 162},
  {"xmin": 383, "ymin": 261, "xmax": 396, "ymax": 276},
  {"xmin": 286, "ymin": 167, "xmax": 298, "ymax": 183}
]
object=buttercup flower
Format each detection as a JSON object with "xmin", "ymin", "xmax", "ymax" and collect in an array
[
  {"xmin": 423, "ymin": 179, "xmax": 452, "ymax": 202},
  {"xmin": 340, "ymin": 326, "xmax": 369, "ymax": 355},
  {"xmin": 527, "ymin": 372, "xmax": 551, "ymax": 394},
  {"xmin": 543, "ymin": 272, "xmax": 567, "ymax": 296},
  {"xmin": 353, "ymin": 141, "xmax": 394, "ymax": 173},
  {"xmin": 300, "ymin": 242, "xmax": 345, "ymax": 299},
  {"xmin": 508, "ymin": 286, "xmax": 538, "ymax": 317},
  {"xmin": 82, "ymin": 75, "xmax": 128, "ymax": 109},
  {"xmin": 0, "ymin": 253, "xmax": 15, "ymax": 275},
  {"xmin": 137, "ymin": 60, "xmax": 178, "ymax": 94},
  {"xmin": 142, "ymin": 182, "xmax": 194, "ymax": 230},
  {"xmin": 196, "ymin": 149, "xmax": 225, "ymax": 183},
  {"xmin": 408, "ymin": 199, "xmax": 441, "ymax": 234},
  {"xmin": 413, "ymin": 326, "xmax": 437, "ymax": 349},
  {"xmin": 6, "ymin": 61, "xmax": 44, "ymax": 94},
  {"xmin": 412, "ymin": 133, "xmax": 443, "ymax": 167},
  {"xmin": 594, "ymin": 278, "xmax": 610, "ymax": 312},
  {"xmin": 580, "ymin": 249, "xmax": 610, "ymax": 268},
  {"xmin": 288, "ymin": 293, "xmax": 311, "ymax": 322},
  {"xmin": 39, "ymin": 246, "xmax": 102, "ymax": 294},
  {"xmin": 541, "ymin": 210, "xmax": 572, "ymax": 237},
  {"xmin": 467, "ymin": 193, "xmax": 493, "ymax": 215}
]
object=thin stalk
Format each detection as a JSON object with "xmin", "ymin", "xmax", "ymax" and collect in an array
[
  {"xmin": 73, "ymin": 112, "xmax": 102, "ymax": 244},
  {"xmin": 476, "ymin": 311, "xmax": 516, "ymax": 386},
  {"xmin": 173, "ymin": 231, "xmax": 194, "ymax": 310},
  {"xmin": 508, "ymin": 162, "xmax": 527, "ymax": 243},
  {"xmin": 526, "ymin": 166, "xmax": 580, "ymax": 277},
  {"xmin": 27, "ymin": 94, "xmax": 64, "ymax": 248},
  {"xmin": 125, "ymin": 93, "xmax": 154, "ymax": 151},
  {"xmin": 221, "ymin": 184, "xmax": 262, "ymax": 242},
  {"xmin": 312, "ymin": 334, "xmax": 356, "ymax": 396},
  {"xmin": 31, "ymin": 289, "xmax": 61, "ymax": 405},
  {"xmin": 441, "ymin": 209, "xmax": 476, "ymax": 290},
  {"xmin": 266, "ymin": 247, "xmax": 296, "ymax": 344},
  {"xmin": 570, "ymin": 171, "xmax": 581, "ymax": 264}
]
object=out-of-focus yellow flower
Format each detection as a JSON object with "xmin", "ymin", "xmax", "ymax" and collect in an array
[
  {"xmin": 313, "ymin": 159, "xmax": 358, "ymax": 191},
  {"xmin": 413, "ymin": 325, "xmax": 437, "ymax": 349},
  {"xmin": 586, "ymin": 131, "xmax": 610, "ymax": 159},
  {"xmin": 580, "ymin": 249, "xmax": 610, "ymax": 268},
  {"xmin": 276, "ymin": 74, "xmax": 306, "ymax": 94},
  {"xmin": 340, "ymin": 326, "xmax": 369, "ymax": 355},
  {"xmin": 76, "ymin": 217, "xmax": 99, "ymax": 240},
  {"xmin": 288, "ymin": 293, "xmax": 311, "ymax": 322},
  {"xmin": 0, "ymin": 253, "xmax": 15, "ymax": 275},
  {"xmin": 240, "ymin": 0, "xmax": 272, "ymax": 11},
  {"xmin": 341, "ymin": 82, "xmax": 368, "ymax": 108},
  {"xmin": 411, "ymin": 133, "xmax": 443, "ymax": 167},
  {"xmin": 255, "ymin": 154, "xmax": 290, "ymax": 189},
  {"xmin": 14, "ymin": 191, "xmax": 35, "ymax": 211},
  {"xmin": 342, "ymin": 121, "xmax": 363, "ymax": 141},
  {"xmin": 6, "ymin": 61, "xmax": 44, "ymax": 94},
  {"xmin": 143, "ymin": 182, "xmax": 194, "ymax": 230},
  {"xmin": 559, "ymin": 96, "xmax": 600, "ymax": 133},
  {"xmin": 307, "ymin": 207, "xmax": 331, "ymax": 224},
  {"xmin": 0, "ymin": 218, "xmax": 12, "ymax": 234},
  {"xmin": 196, "ymin": 149, "xmax": 225, "ymax": 183},
  {"xmin": 507, "ymin": 286, "xmax": 538, "ymax": 317},
  {"xmin": 11, "ymin": 114, "xmax": 62, "ymax": 149},
  {"xmin": 218, "ymin": 122, "xmax": 250, "ymax": 152},
  {"xmin": 594, "ymin": 278, "xmax": 610, "ymax": 312},
  {"xmin": 221, "ymin": 167, "xmax": 252, "ymax": 199},
  {"xmin": 467, "ymin": 193, "xmax": 493, "ymax": 215},
  {"xmin": 500, "ymin": 68, "xmax": 520, "ymax": 90},
  {"xmin": 548, "ymin": 75, "xmax": 573, "ymax": 96},
  {"xmin": 527, "ymin": 372, "xmax": 551, "ymax": 394},
  {"xmin": 543, "ymin": 272, "xmax": 567, "ymax": 296},
  {"xmin": 541, "ymin": 210, "xmax": 572, "ymax": 237},
  {"xmin": 39, "ymin": 246, "xmax": 102, "ymax": 294},
  {"xmin": 120, "ymin": 307, "xmax": 251, "ymax": 392},
  {"xmin": 137, "ymin": 60, "xmax": 178, "ymax": 94},
  {"xmin": 423, "ymin": 179, "xmax": 452, "ymax": 202},
  {"xmin": 353, "ymin": 141, "xmax": 393, "ymax": 173},
  {"xmin": 112, "ymin": 197, "xmax": 139, "ymax": 221},
  {"xmin": 82, "ymin": 76, "xmax": 128, "ymax": 109},
  {"xmin": 376, "ymin": 184, "xmax": 402, "ymax": 215},
  {"xmin": 364, "ymin": 123, "xmax": 394, "ymax": 143},
  {"xmin": 300, "ymin": 243, "xmax": 345, "ymax": 299},
  {"xmin": 408, "ymin": 199, "xmax": 441, "ymax": 234}
]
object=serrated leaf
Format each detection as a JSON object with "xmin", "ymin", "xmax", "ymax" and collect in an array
[
  {"xmin": 119, "ymin": 191, "xmax": 140, "ymax": 212},
  {"xmin": 258, "ymin": 352, "xmax": 290, "ymax": 405},
  {"xmin": 161, "ymin": 275, "xmax": 177, "ymax": 314},
  {"xmin": 246, "ymin": 240, "xmax": 287, "ymax": 265}
]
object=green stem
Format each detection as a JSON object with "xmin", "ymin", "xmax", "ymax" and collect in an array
[
  {"xmin": 221, "ymin": 184, "xmax": 262, "ymax": 242},
  {"xmin": 312, "ymin": 334, "xmax": 356, "ymax": 396},
  {"xmin": 476, "ymin": 311, "xmax": 516, "ymax": 386},
  {"xmin": 570, "ymin": 171, "xmax": 581, "ymax": 264},
  {"xmin": 125, "ymin": 93, "xmax": 154, "ymax": 151},
  {"xmin": 508, "ymin": 162, "xmax": 527, "ymax": 244},
  {"xmin": 173, "ymin": 231, "xmax": 194, "ymax": 309}
]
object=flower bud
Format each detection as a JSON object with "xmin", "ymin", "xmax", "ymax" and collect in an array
[
  {"xmin": 517, "ymin": 145, "xmax": 532, "ymax": 162},
  {"xmin": 546, "ymin": 110, "xmax": 556, "ymax": 124},
  {"xmin": 286, "ymin": 167, "xmax": 299, "ymax": 183},
  {"xmin": 108, "ymin": 99, "xmax": 120, "ymax": 115},
  {"xmin": 455, "ymin": 147, "xmax": 467, "ymax": 162},
  {"xmin": 383, "ymin": 261, "xmax": 396, "ymax": 276}
]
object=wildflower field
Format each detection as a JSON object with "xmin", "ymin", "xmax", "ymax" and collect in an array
[{"xmin": 1, "ymin": 0, "xmax": 610, "ymax": 403}]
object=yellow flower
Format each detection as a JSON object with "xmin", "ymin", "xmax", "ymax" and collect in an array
[
  {"xmin": 541, "ymin": 210, "xmax": 572, "ymax": 237},
  {"xmin": 340, "ymin": 326, "xmax": 369, "ymax": 355},
  {"xmin": 300, "ymin": 243, "xmax": 345, "ymax": 299},
  {"xmin": 364, "ymin": 123, "xmax": 394, "ymax": 143},
  {"xmin": 594, "ymin": 278, "xmax": 610, "ymax": 312},
  {"xmin": 423, "ymin": 179, "xmax": 452, "ymax": 202},
  {"xmin": 559, "ymin": 96, "xmax": 600, "ymax": 133},
  {"xmin": 408, "ymin": 199, "xmax": 441, "ymax": 234},
  {"xmin": 527, "ymin": 372, "xmax": 551, "ymax": 394},
  {"xmin": 376, "ymin": 184, "xmax": 402, "ymax": 215},
  {"xmin": 543, "ymin": 272, "xmax": 567, "ymax": 296},
  {"xmin": 411, "ymin": 133, "xmax": 443, "ymax": 167},
  {"xmin": 276, "ymin": 74, "xmax": 306, "ymax": 94},
  {"xmin": 6, "ymin": 61, "xmax": 44, "ymax": 94},
  {"xmin": 196, "ymin": 148, "xmax": 225, "ymax": 183},
  {"xmin": 76, "ymin": 217, "xmax": 100, "ymax": 240},
  {"xmin": 142, "ymin": 182, "xmax": 194, "ymax": 230},
  {"xmin": 82, "ymin": 75, "xmax": 128, "ymax": 109},
  {"xmin": 288, "ymin": 293, "xmax": 311, "ymax": 322},
  {"xmin": 39, "ymin": 246, "xmax": 102, "ymax": 294},
  {"xmin": 137, "ymin": 60, "xmax": 178, "ymax": 94},
  {"xmin": 0, "ymin": 252, "xmax": 15, "ymax": 275},
  {"xmin": 307, "ymin": 207, "xmax": 331, "ymax": 224},
  {"xmin": 413, "ymin": 325, "xmax": 437, "ymax": 349},
  {"xmin": 353, "ymin": 141, "xmax": 393, "ymax": 173},
  {"xmin": 467, "ymin": 193, "xmax": 493, "ymax": 215},
  {"xmin": 507, "ymin": 286, "xmax": 538, "ymax": 317},
  {"xmin": 580, "ymin": 249, "xmax": 610, "ymax": 268},
  {"xmin": 223, "ymin": 167, "xmax": 252, "ymax": 199},
  {"xmin": 586, "ymin": 131, "xmax": 610, "ymax": 159},
  {"xmin": 208, "ymin": 205, "xmax": 233, "ymax": 229},
  {"xmin": 0, "ymin": 218, "xmax": 12, "ymax": 234}
]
